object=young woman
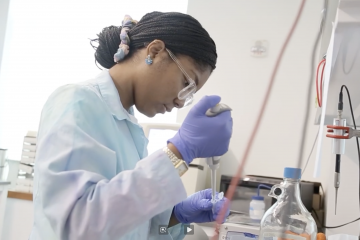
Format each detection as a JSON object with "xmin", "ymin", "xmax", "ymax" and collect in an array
[{"xmin": 31, "ymin": 12, "xmax": 233, "ymax": 240}]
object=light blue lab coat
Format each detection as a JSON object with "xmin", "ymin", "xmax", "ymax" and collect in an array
[{"xmin": 29, "ymin": 70, "xmax": 188, "ymax": 240}]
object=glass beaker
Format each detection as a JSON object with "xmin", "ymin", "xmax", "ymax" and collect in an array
[{"xmin": 259, "ymin": 168, "xmax": 317, "ymax": 240}]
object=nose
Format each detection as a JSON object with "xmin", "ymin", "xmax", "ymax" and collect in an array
[{"xmin": 174, "ymin": 98, "xmax": 185, "ymax": 109}]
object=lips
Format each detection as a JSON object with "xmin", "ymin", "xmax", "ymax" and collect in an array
[{"xmin": 164, "ymin": 105, "xmax": 172, "ymax": 112}]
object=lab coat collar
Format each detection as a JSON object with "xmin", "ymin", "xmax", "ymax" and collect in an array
[
  {"xmin": 95, "ymin": 70, "xmax": 148, "ymax": 158},
  {"xmin": 96, "ymin": 69, "xmax": 137, "ymax": 123}
]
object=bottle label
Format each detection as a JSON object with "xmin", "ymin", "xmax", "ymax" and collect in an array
[{"xmin": 262, "ymin": 232, "xmax": 306, "ymax": 240}]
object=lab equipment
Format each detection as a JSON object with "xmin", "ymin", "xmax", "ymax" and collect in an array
[
  {"xmin": 326, "ymin": 86, "xmax": 360, "ymax": 215},
  {"xmin": 314, "ymin": 0, "xmax": 360, "ymax": 234},
  {"xmin": 328, "ymin": 234, "xmax": 358, "ymax": 240},
  {"xmin": 249, "ymin": 196, "xmax": 265, "ymax": 221},
  {"xmin": 259, "ymin": 168, "xmax": 317, "ymax": 240},
  {"xmin": 327, "ymin": 125, "xmax": 360, "ymax": 140},
  {"xmin": 205, "ymin": 103, "xmax": 232, "ymax": 211},
  {"xmin": 249, "ymin": 184, "xmax": 271, "ymax": 221},
  {"xmin": 327, "ymin": 115, "xmax": 346, "ymax": 215},
  {"xmin": 212, "ymin": 192, "xmax": 224, "ymax": 214},
  {"xmin": 220, "ymin": 175, "xmax": 318, "ymax": 214},
  {"xmin": 206, "ymin": 155, "xmax": 221, "ymax": 212},
  {"xmin": 173, "ymin": 189, "xmax": 230, "ymax": 224},
  {"xmin": 219, "ymin": 212, "xmax": 260, "ymax": 239},
  {"xmin": 168, "ymin": 95, "xmax": 233, "ymax": 164},
  {"xmin": 208, "ymin": 156, "xmax": 220, "ymax": 208},
  {"xmin": 329, "ymin": 91, "xmax": 346, "ymax": 215}
]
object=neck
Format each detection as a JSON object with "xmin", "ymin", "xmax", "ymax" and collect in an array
[
  {"xmin": 109, "ymin": 61, "xmax": 136, "ymax": 110},
  {"xmin": 283, "ymin": 178, "xmax": 301, "ymax": 200}
]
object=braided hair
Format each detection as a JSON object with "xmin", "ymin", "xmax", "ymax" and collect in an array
[{"xmin": 90, "ymin": 12, "xmax": 217, "ymax": 71}]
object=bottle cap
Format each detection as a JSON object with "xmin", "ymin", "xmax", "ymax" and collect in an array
[
  {"xmin": 284, "ymin": 167, "xmax": 301, "ymax": 179},
  {"xmin": 252, "ymin": 195, "xmax": 264, "ymax": 200}
]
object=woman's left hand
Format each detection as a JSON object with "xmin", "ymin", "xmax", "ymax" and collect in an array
[{"xmin": 173, "ymin": 189, "xmax": 230, "ymax": 224}]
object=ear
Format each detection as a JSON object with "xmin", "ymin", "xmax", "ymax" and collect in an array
[{"xmin": 146, "ymin": 40, "xmax": 166, "ymax": 59}]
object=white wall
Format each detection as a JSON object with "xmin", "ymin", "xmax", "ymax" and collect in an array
[
  {"xmin": 0, "ymin": 0, "xmax": 187, "ymax": 160},
  {"xmin": 183, "ymin": 0, "xmax": 331, "ymax": 189},
  {"xmin": 185, "ymin": 0, "xmax": 360, "ymax": 235},
  {"xmin": 0, "ymin": 0, "xmax": 11, "ymax": 72}
]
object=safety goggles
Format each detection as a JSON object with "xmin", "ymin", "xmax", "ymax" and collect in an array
[{"xmin": 166, "ymin": 49, "xmax": 197, "ymax": 107}]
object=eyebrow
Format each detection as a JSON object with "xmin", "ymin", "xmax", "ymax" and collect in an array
[{"xmin": 190, "ymin": 70, "xmax": 199, "ymax": 87}]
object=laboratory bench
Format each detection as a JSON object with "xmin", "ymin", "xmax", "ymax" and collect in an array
[
  {"xmin": 0, "ymin": 160, "xmax": 34, "ymax": 240},
  {"xmin": 7, "ymin": 191, "xmax": 32, "ymax": 201},
  {"xmin": 3, "ymin": 160, "xmax": 33, "ymax": 201}
]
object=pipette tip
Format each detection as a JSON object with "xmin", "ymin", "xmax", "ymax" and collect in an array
[{"xmin": 335, "ymin": 188, "xmax": 338, "ymax": 215}]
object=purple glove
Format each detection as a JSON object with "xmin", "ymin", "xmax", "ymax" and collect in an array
[
  {"xmin": 173, "ymin": 189, "xmax": 230, "ymax": 224},
  {"xmin": 168, "ymin": 95, "xmax": 232, "ymax": 164}
]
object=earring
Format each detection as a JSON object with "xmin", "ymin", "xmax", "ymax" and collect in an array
[{"xmin": 145, "ymin": 55, "xmax": 153, "ymax": 65}]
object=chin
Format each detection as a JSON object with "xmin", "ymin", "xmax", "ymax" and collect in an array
[
  {"xmin": 145, "ymin": 112, "xmax": 156, "ymax": 118},
  {"xmin": 141, "ymin": 109, "xmax": 157, "ymax": 118},
  {"xmin": 134, "ymin": 104, "xmax": 155, "ymax": 118}
]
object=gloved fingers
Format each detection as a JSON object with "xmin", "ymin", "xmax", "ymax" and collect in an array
[
  {"xmin": 193, "ymin": 95, "xmax": 221, "ymax": 114},
  {"xmin": 213, "ymin": 198, "xmax": 230, "ymax": 223},
  {"xmin": 213, "ymin": 210, "xmax": 230, "ymax": 223},
  {"xmin": 214, "ymin": 111, "xmax": 232, "ymax": 133},
  {"xmin": 193, "ymin": 212, "xmax": 214, "ymax": 224},
  {"xmin": 201, "ymin": 189, "xmax": 223, "ymax": 200},
  {"xmin": 197, "ymin": 199, "xmax": 213, "ymax": 211},
  {"xmin": 214, "ymin": 196, "xmax": 227, "ymax": 211},
  {"xmin": 229, "ymin": 117, "xmax": 233, "ymax": 137},
  {"xmin": 201, "ymin": 188, "xmax": 213, "ymax": 199},
  {"xmin": 216, "ymin": 110, "xmax": 232, "ymax": 122}
]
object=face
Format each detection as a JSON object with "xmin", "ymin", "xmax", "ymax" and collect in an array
[{"xmin": 134, "ymin": 41, "xmax": 212, "ymax": 117}]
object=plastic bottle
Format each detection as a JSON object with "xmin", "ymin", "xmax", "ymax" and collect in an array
[
  {"xmin": 259, "ymin": 167, "xmax": 317, "ymax": 240},
  {"xmin": 249, "ymin": 184, "xmax": 271, "ymax": 221},
  {"xmin": 249, "ymin": 195, "xmax": 265, "ymax": 221}
]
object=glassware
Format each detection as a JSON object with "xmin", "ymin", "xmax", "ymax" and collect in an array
[
  {"xmin": 166, "ymin": 49, "xmax": 196, "ymax": 107},
  {"xmin": 259, "ymin": 168, "xmax": 317, "ymax": 240}
]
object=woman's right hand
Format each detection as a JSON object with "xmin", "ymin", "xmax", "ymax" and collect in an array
[{"xmin": 168, "ymin": 95, "xmax": 233, "ymax": 164}]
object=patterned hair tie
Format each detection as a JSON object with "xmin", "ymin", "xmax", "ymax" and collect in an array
[{"xmin": 113, "ymin": 15, "xmax": 138, "ymax": 62}]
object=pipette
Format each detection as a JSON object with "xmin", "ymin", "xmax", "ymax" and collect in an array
[
  {"xmin": 205, "ymin": 103, "xmax": 232, "ymax": 209},
  {"xmin": 330, "ymin": 114, "xmax": 345, "ymax": 215},
  {"xmin": 326, "ymin": 86, "xmax": 360, "ymax": 215},
  {"xmin": 333, "ymin": 92, "xmax": 344, "ymax": 215},
  {"xmin": 206, "ymin": 156, "xmax": 221, "ymax": 210}
]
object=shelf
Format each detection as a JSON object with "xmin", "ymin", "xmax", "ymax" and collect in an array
[{"xmin": 7, "ymin": 191, "xmax": 33, "ymax": 201}]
